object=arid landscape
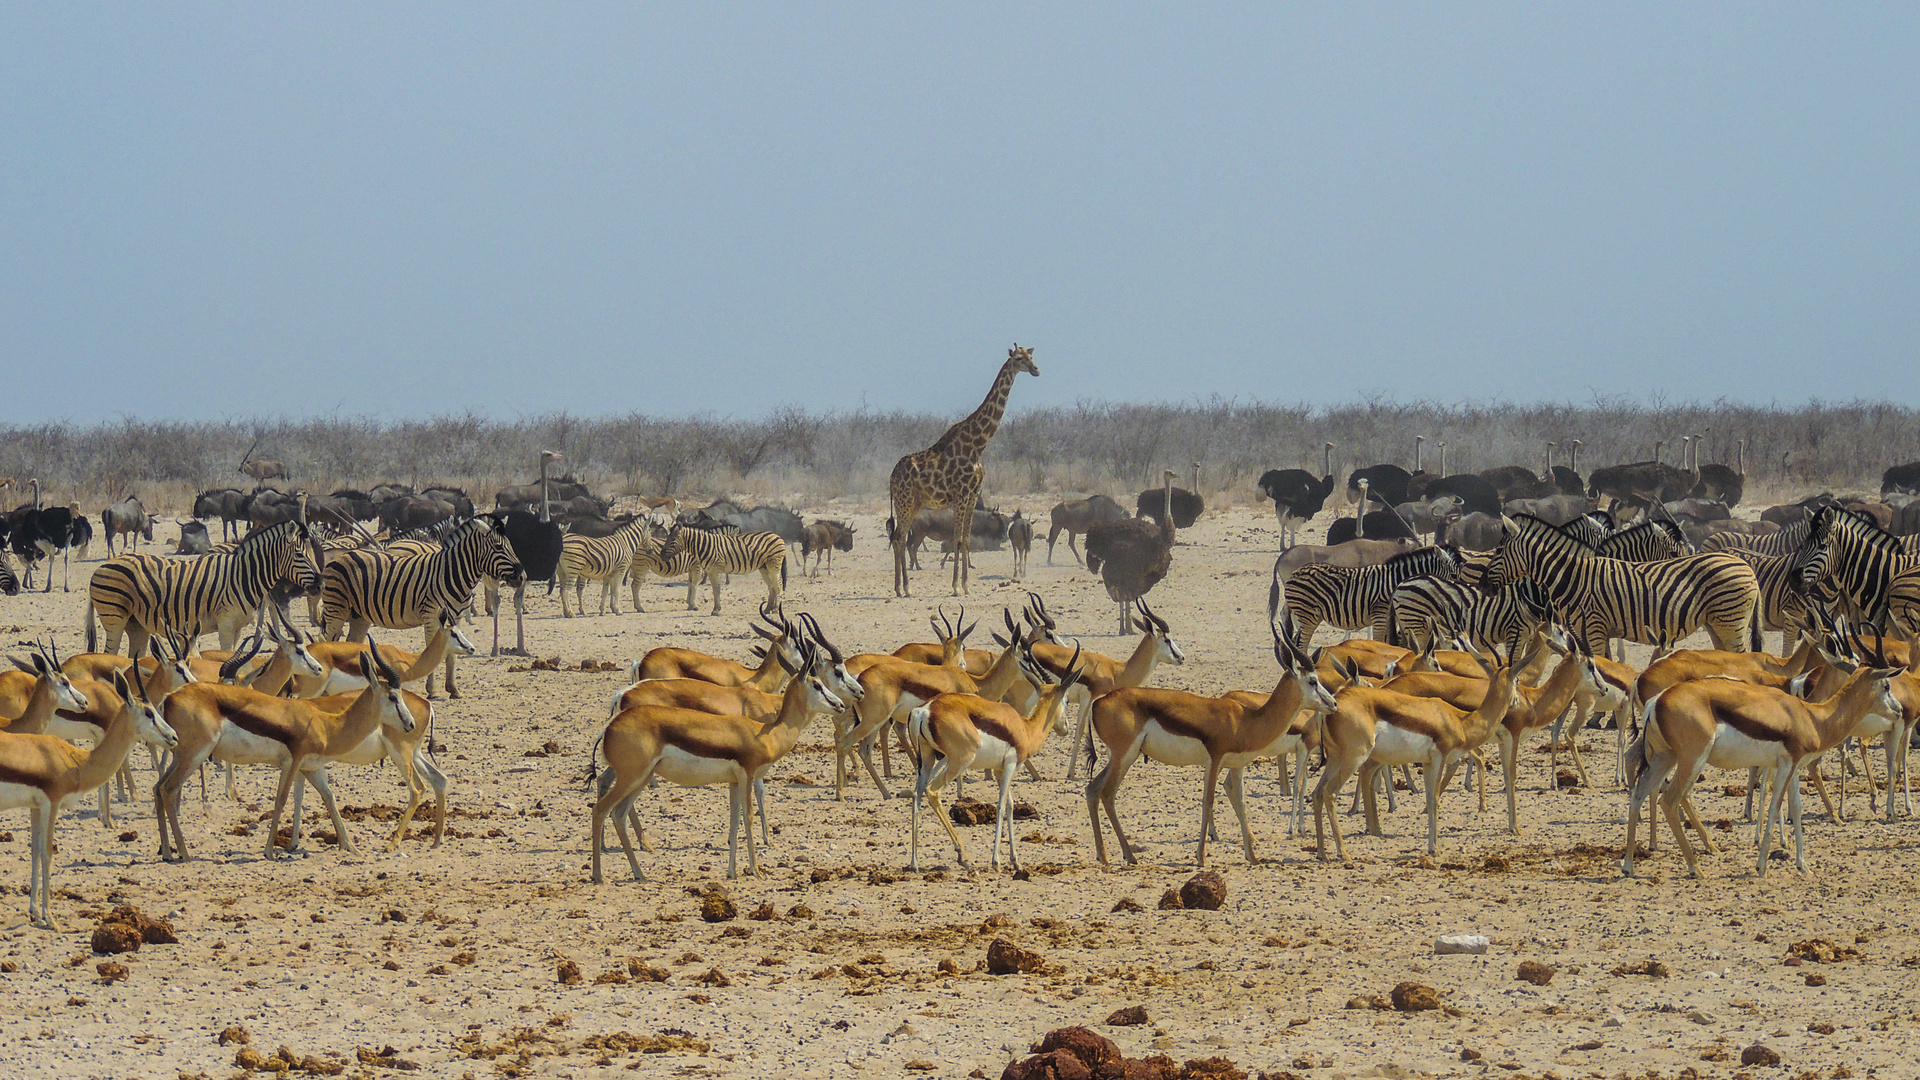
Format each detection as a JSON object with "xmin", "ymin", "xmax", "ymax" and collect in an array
[{"xmin": 2, "ymin": 504, "xmax": 1915, "ymax": 1080}]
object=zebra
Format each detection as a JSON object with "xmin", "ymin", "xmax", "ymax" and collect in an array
[
  {"xmin": 1595, "ymin": 519, "xmax": 1690, "ymax": 562},
  {"xmin": 1274, "ymin": 545, "xmax": 1462, "ymax": 644},
  {"xmin": 318, "ymin": 515, "xmax": 524, "ymax": 697},
  {"xmin": 557, "ymin": 517, "xmax": 655, "ymax": 617},
  {"xmin": 84, "ymin": 519, "xmax": 323, "ymax": 657},
  {"xmin": 1700, "ymin": 517, "xmax": 1811, "ymax": 558},
  {"xmin": 1561, "ymin": 511, "xmax": 1612, "ymax": 550},
  {"xmin": 0, "ymin": 548, "xmax": 17, "ymax": 596},
  {"xmin": 624, "ymin": 531, "xmax": 712, "ymax": 613},
  {"xmin": 1795, "ymin": 506, "xmax": 1920, "ymax": 636},
  {"xmin": 1480, "ymin": 514, "xmax": 1760, "ymax": 657},
  {"xmin": 657, "ymin": 524, "xmax": 787, "ymax": 615},
  {"xmin": 1387, "ymin": 576, "xmax": 1554, "ymax": 658},
  {"xmin": 1723, "ymin": 547, "xmax": 1836, "ymax": 653}
]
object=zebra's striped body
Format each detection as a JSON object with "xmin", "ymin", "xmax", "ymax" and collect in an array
[
  {"xmin": 1278, "ymin": 546, "xmax": 1462, "ymax": 644},
  {"xmin": 1595, "ymin": 519, "xmax": 1690, "ymax": 562},
  {"xmin": 625, "ymin": 534, "xmax": 711, "ymax": 613},
  {"xmin": 1798, "ymin": 507, "xmax": 1920, "ymax": 635},
  {"xmin": 85, "ymin": 520, "xmax": 322, "ymax": 657},
  {"xmin": 1389, "ymin": 576, "xmax": 1554, "ymax": 657},
  {"xmin": 0, "ymin": 549, "xmax": 18, "ymax": 596},
  {"xmin": 558, "ymin": 518, "xmax": 655, "ymax": 616},
  {"xmin": 1724, "ymin": 548, "xmax": 1827, "ymax": 652},
  {"xmin": 1700, "ymin": 517, "xmax": 1811, "ymax": 558},
  {"xmin": 318, "ymin": 516, "xmax": 523, "ymax": 696},
  {"xmin": 1562, "ymin": 513, "xmax": 1611, "ymax": 550},
  {"xmin": 658, "ymin": 525, "xmax": 787, "ymax": 615},
  {"xmin": 1482, "ymin": 514, "xmax": 1760, "ymax": 655}
]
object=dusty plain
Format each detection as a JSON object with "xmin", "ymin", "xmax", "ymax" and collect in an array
[{"xmin": 2, "ymin": 505, "xmax": 1918, "ymax": 1080}]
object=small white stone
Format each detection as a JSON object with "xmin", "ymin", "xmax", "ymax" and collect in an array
[{"xmin": 1602, "ymin": 1012, "xmax": 1626, "ymax": 1028}]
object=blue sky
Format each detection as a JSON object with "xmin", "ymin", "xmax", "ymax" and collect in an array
[{"xmin": 4, "ymin": 5, "xmax": 1915, "ymax": 422}]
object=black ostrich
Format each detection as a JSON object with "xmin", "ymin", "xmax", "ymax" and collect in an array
[
  {"xmin": 1136, "ymin": 462, "xmax": 1205, "ymax": 529},
  {"xmin": 1346, "ymin": 463, "xmax": 1412, "ymax": 508},
  {"xmin": 1883, "ymin": 459, "xmax": 1920, "ymax": 496},
  {"xmin": 1256, "ymin": 442, "xmax": 1337, "ymax": 550},
  {"xmin": 490, "ymin": 450, "xmax": 566, "ymax": 656},
  {"xmin": 1087, "ymin": 470, "xmax": 1178, "ymax": 634},
  {"xmin": 1692, "ymin": 439, "xmax": 1746, "ymax": 507}
]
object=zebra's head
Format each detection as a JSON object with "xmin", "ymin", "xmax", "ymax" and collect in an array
[{"xmin": 468, "ymin": 515, "xmax": 525, "ymax": 588}]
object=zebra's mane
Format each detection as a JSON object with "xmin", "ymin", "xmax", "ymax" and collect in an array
[
  {"xmin": 1382, "ymin": 545, "xmax": 1453, "ymax": 571},
  {"xmin": 232, "ymin": 518, "xmax": 303, "ymax": 556},
  {"xmin": 1610, "ymin": 518, "xmax": 1684, "ymax": 546},
  {"xmin": 1813, "ymin": 505, "xmax": 1904, "ymax": 557}
]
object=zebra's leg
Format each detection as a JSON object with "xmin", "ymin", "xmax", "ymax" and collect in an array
[
  {"xmin": 513, "ymin": 582, "xmax": 529, "ymax": 656},
  {"xmin": 685, "ymin": 565, "xmax": 700, "ymax": 610},
  {"xmin": 708, "ymin": 569, "xmax": 725, "ymax": 616}
]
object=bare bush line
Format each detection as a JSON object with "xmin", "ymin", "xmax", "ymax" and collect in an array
[{"xmin": 4, "ymin": 398, "xmax": 1914, "ymax": 514}]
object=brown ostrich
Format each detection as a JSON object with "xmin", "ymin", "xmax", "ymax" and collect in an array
[{"xmin": 1085, "ymin": 469, "xmax": 1177, "ymax": 634}]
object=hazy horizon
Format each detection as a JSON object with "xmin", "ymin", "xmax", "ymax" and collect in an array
[{"xmin": 6, "ymin": 6, "xmax": 1916, "ymax": 423}]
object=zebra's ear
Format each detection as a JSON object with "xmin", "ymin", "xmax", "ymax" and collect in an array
[{"xmin": 1500, "ymin": 515, "xmax": 1520, "ymax": 537}]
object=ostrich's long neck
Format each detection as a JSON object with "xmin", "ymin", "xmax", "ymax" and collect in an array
[{"xmin": 1161, "ymin": 479, "xmax": 1176, "ymax": 542}]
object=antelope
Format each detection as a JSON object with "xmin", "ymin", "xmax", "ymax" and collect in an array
[
  {"xmin": 1378, "ymin": 637, "xmax": 1608, "ymax": 834},
  {"xmin": 1, "ymin": 668, "xmax": 177, "ymax": 929},
  {"xmin": 280, "ymin": 685, "xmax": 439, "ymax": 851},
  {"xmin": 1024, "ymin": 597, "xmax": 1187, "ymax": 781},
  {"xmin": 608, "ymin": 613, "xmax": 865, "ymax": 846},
  {"xmin": 1085, "ymin": 625, "xmax": 1338, "ymax": 868},
  {"xmin": 1313, "ymin": 643, "xmax": 1536, "ymax": 862},
  {"xmin": 153, "ymin": 647, "xmax": 415, "ymax": 862},
  {"xmin": 862, "ymin": 606, "xmax": 991, "ymax": 676},
  {"xmin": 905, "ymin": 644, "xmax": 1082, "ymax": 871},
  {"xmin": 624, "ymin": 604, "xmax": 801, "ymax": 695},
  {"xmin": 1623, "ymin": 643, "xmax": 1904, "ymax": 879},
  {"xmin": 278, "ymin": 608, "xmax": 474, "ymax": 698},
  {"xmin": 833, "ymin": 611, "xmax": 1036, "ymax": 800},
  {"xmin": 589, "ymin": 630, "xmax": 847, "ymax": 882}
]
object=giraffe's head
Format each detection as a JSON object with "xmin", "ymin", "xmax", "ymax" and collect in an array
[{"xmin": 1006, "ymin": 344, "xmax": 1039, "ymax": 377}]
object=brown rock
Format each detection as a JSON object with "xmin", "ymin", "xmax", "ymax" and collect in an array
[
  {"xmin": 747, "ymin": 901, "xmax": 777, "ymax": 921},
  {"xmin": 1741, "ymin": 1044, "xmax": 1781, "ymax": 1067},
  {"xmin": 1390, "ymin": 981, "xmax": 1441, "ymax": 1012},
  {"xmin": 90, "ymin": 922, "xmax": 141, "ymax": 955},
  {"xmin": 1156, "ymin": 889, "xmax": 1184, "ymax": 910},
  {"xmin": 1105, "ymin": 1005, "xmax": 1148, "ymax": 1026},
  {"xmin": 986, "ymin": 937, "xmax": 1045, "ymax": 975},
  {"xmin": 1179, "ymin": 871, "xmax": 1227, "ymax": 911},
  {"xmin": 694, "ymin": 966, "xmax": 731, "ymax": 987},
  {"xmin": 107, "ymin": 905, "xmax": 177, "ymax": 945},
  {"xmin": 1037, "ymin": 1027, "xmax": 1124, "ymax": 1072},
  {"xmin": 1607, "ymin": 958, "xmax": 1670, "ymax": 978},
  {"xmin": 699, "ymin": 888, "xmax": 738, "ymax": 923},
  {"xmin": 1180, "ymin": 1058, "xmax": 1246, "ymax": 1080},
  {"xmin": 557, "ymin": 959, "xmax": 582, "ymax": 985},
  {"xmin": 950, "ymin": 798, "xmax": 998, "ymax": 826},
  {"xmin": 1806, "ymin": 972, "xmax": 1828, "ymax": 986},
  {"xmin": 1516, "ymin": 960, "xmax": 1555, "ymax": 986},
  {"xmin": 627, "ymin": 959, "xmax": 670, "ymax": 982},
  {"xmin": 219, "ymin": 1025, "xmax": 251, "ymax": 1046},
  {"xmin": 937, "ymin": 957, "xmax": 961, "ymax": 974},
  {"xmin": 1788, "ymin": 938, "xmax": 1861, "ymax": 963},
  {"xmin": 96, "ymin": 961, "xmax": 129, "ymax": 982},
  {"xmin": 1111, "ymin": 897, "xmax": 1144, "ymax": 914},
  {"xmin": 1001, "ymin": 1049, "xmax": 1092, "ymax": 1080}
]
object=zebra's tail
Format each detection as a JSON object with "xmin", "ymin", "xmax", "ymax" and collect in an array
[
  {"xmin": 84, "ymin": 598, "xmax": 98, "ymax": 652},
  {"xmin": 780, "ymin": 554, "xmax": 788, "ymax": 592}
]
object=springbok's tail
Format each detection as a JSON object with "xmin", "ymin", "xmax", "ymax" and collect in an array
[{"xmin": 84, "ymin": 599, "xmax": 98, "ymax": 652}]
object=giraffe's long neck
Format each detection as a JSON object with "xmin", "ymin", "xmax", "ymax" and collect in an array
[{"xmin": 946, "ymin": 359, "xmax": 1021, "ymax": 450}]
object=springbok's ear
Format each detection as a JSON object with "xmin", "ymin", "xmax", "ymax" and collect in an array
[{"xmin": 112, "ymin": 669, "xmax": 131, "ymax": 701}]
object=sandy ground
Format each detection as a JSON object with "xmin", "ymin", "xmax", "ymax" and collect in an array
[{"xmin": 3, "ymin": 505, "xmax": 1919, "ymax": 1080}]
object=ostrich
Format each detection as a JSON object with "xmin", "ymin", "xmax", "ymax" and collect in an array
[
  {"xmin": 1256, "ymin": 443, "xmax": 1337, "ymax": 551},
  {"xmin": 1085, "ymin": 469, "xmax": 1177, "ymax": 634},
  {"xmin": 489, "ymin": 450, "xmax": 566, "ymax": 656},
  {"xmin": 1136, "ymin": 461, "xmax": 1204, "ymax": 529},
  {"xmin": 1692, "ymin": 438, "xmax": 1745, "ymax": 507}
]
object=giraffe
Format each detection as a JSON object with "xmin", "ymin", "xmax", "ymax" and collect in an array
[{"xmin": 889, "ymin": 344, "xmax": 1040, "ymax": 596}]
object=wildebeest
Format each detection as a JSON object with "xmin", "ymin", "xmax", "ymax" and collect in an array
[
  {"xmin": 101, "ymin": 496, "xmax": 153, "ymax": 556},
  {"xmin": 1443, "ymin": 511, "xmax": 1508, "ymax": 551},
  {"xmin": 244, "ymin": 487, "xmax": 306, "ymax": 531},
  {"xmin": 904, "ymin": 506, "xmax": 1008, "ymax": 570},
  {"xmin": 1008, "ymin": 510, "xmax": 1033, "ymax": 579},
  {"xmin": 1271, "ymin": 537, "xmax": 1418, "ymax": 584},
  {"xmin": 175, "ymin": 519, "xmax": 212, "ymax": 554},
  {"xmin": 1393, "ymin": 495, "xmax": 1466, "ymax": 540},
  {"xmin": 1501, "ymin": 493, "xmax": 1591, "ymax": 527},
  {"xmin": 194, "ymin": 487, "xmax": 249, "ymax": 540},
  {"xmin": 1047, "ymin": 495, "xmax": 1127, "ymax": 565},
  {"xmin": 378, "ymin": 493, "xmax": 459, "ymax": 533},
  {"xmin": 801, "ymin": 519, "xmax": 855, "ymax": 577}
]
